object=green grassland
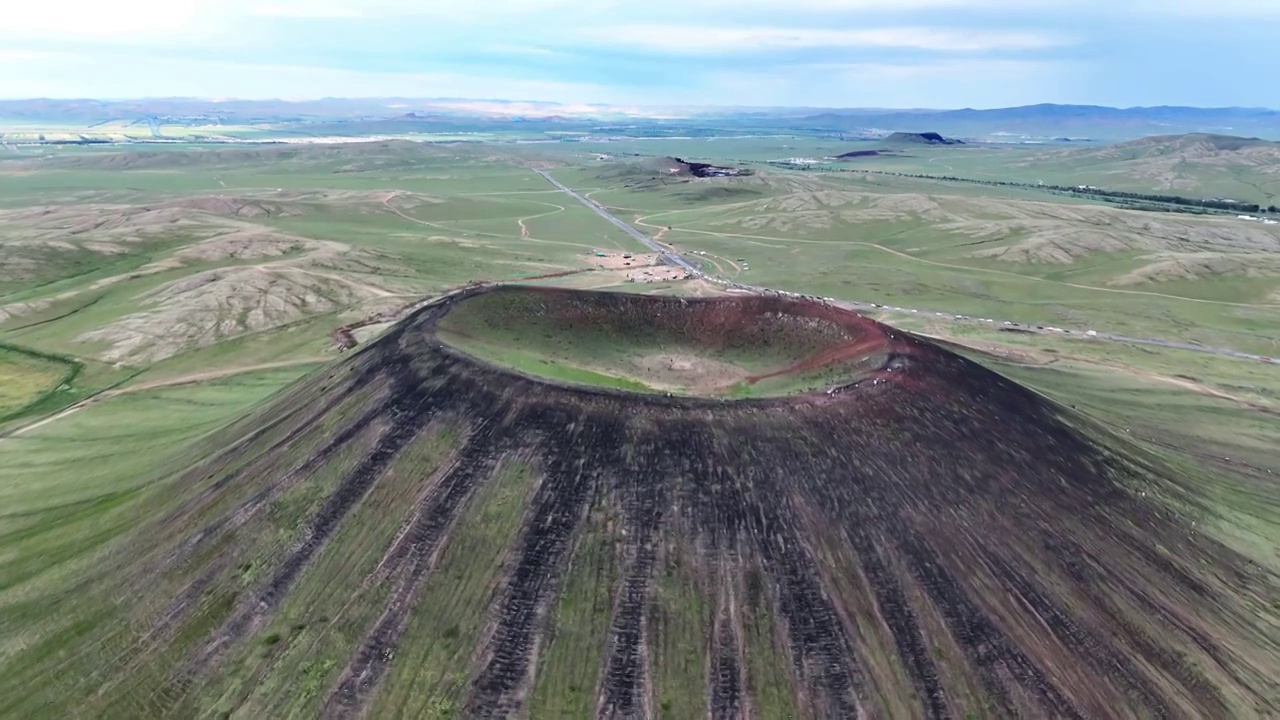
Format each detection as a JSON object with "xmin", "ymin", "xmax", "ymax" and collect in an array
[
  {"xmin": 554, "ymin": 163, "xmax": 1280, "ymax": 357},
  {"xmin": 0, "ymin": 136, "xmax": 1277, "ymax": 716},
  {"xmin": 825, "ymin": 142, "xmax": 1280, "ymax": 207},
  {"xmin": 875, "ymin": 317, "xmax": 1280, "ymax": 568},
  {"xmin": 994, "ymin": 347, "xmax": 1279, "ymax": 568},
  {"xmin": 551, "ymin": 134, "xmax": 1280, "ymax": 206},
  {"xmin": 3, "ymin": 134, "xmax": 1276, "ymax": 459},
  {"xmin": 0, "ymin": 345, "xmax": 75, "ymax": 419},
  {"xmin": 0, "ymin": 142, "xmax": 657, "ymax": 424}
]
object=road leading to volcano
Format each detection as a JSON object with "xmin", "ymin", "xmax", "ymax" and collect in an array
[{"xmin": 534, "ymin": 169, "xmax": 1280, "ymax": 366}]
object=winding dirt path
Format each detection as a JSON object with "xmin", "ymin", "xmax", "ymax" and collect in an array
[
  {"xmin": 516, "ymin": 201, "xmax": 566, "ymax": 239},
  {"xmin": 382, "ymin": 194, "xmax": 598, "ymax": 251}
]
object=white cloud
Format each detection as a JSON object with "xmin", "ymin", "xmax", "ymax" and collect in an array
[
  {"xmin": 0, "ymin": 52, "xmax": 625, "ymax": 102},
  {"xmin": 692, "ymin": 0, "xmax": 1053, "ymax": 8},
  {"xmin": 699, "ymin": 0, "xmax": 1280, "ymax": 14},
  {"xmin": 243, "ymin": 0, "xmax": 581, "ymax": 20},
  {"xmin": 696, "ymin": 59, "xmax": 1083, "ymax": 107},
  {"xmin": 0, "ymin": 0, "xmax": 582, "ymax": 42},
  {"xmin": 1130, "ymin": 0, "xmax": 1280, "ymax": 15},
  {"xmin": 480, "ymin": 44, "xmax": 568, "ymax": 57},
  {"xmin": 2, "ymin": 0, "xmax": 1270, "ymax": 105},
  {"xmin": 0, "ymin": 50, "xmax": 69, "ymax": 61},
  {"xmin": 1, "ymin": 2, "xmax": 204, "ymax": 39},
  {"xmin": 584, "ymin": 25, "xmax": 1066, "ymax": 53},
  {"xmin": 252, "ymin": 4, "xmax": 365, "ymax": 18}
]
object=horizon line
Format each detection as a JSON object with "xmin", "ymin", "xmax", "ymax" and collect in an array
[{"xmin": 0, "ymin": 97, "xmax": 1277, "ymax": 113}]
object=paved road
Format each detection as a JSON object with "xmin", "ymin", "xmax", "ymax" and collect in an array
[
  {"xmin": 535, "ymin": 170, "xmax": 702, "ymax": 275},
  {"xmin": 535, "ymin": 170, "xmax": 1280, "ymax": 367}
]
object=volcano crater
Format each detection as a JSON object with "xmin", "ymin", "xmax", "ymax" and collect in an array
[{"xmin": 432, "ymin": 285, "xmax": 907, "ymax": 399}]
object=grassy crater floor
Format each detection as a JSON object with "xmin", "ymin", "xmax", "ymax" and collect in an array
[{"xmin": 434, "ymin": 286, "xmax": 896, "ymax": 397}]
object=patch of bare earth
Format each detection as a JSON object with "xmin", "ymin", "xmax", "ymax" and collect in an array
[
  {"xmin": 679, "ymin": 278, "xmax": 725, "ymax": 297},
  {"xmin": 168, "ymin": 229, "xmax": 318, "ymax": 263},
  {"xmin": 702, "ymin": 189, "xmax": 1280, "ymax": 267},
  {"xmin": 0, "ymin": 203, "xmax": 220, "ymax": 282},
  {"xmin": 714, "ymin": 191, "xmax": 963, "ymax": 234},
  {"xmin": 581, "ymin": 251, "xmax": 691, "ymax": 285},
  {"xmin": 1109, "ymin": 252, "xmax": 1280, "ymax": 285},
  {"xmin": 0, "ymin": 299, "xmax": 51, "ymax": 324},
  {"xmin": 1024, "ymin": 134, "xmax": 1280, "ymax": 192},
  {"xmin": 954, "ymin": 202, "xmax": 1280, "ymax": 264},
  {"xmin": 76, "ymin": 266, "xmax": 375, "ymax": 363},
  {"xmin": 625, "ymin": 266, "xmax": 689, "ymax": 284},
  {"xmin": 629, "ymin": 353, "xmax": 748, "ymax": 392},
  {"xmin": 0, "ymin": 191, "xmax": 394, "ymax": 292},
  {"xmin": 586, "ymin": 251, "xmax": 661, "ymax": 270},
  {"xmin": 0, "ymin": 187, "xmax": 430, "ymax": 360}
]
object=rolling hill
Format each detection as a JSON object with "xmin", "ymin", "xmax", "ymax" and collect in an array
[
  {"xmin": 846, "ymin": 132, "xmax": 1280, "ymax": 206},
  {"xmin": 1061, "ymin": 132, "xmax": 1280, "ymax": 164},
  {"xmin": 882, "ymin": 131, "xmax": 965, "ymax": 146},
  {"xmin": 1013, "ymin": 132, "xmax": 1280, "ymax": 202},
  {"xmin": 3, "ymin": 285, "xmax": 1274, "ymax": 718},
  {"xmin": 798, "ymin": 105, "xmax": 1280, "ymax": 140}
]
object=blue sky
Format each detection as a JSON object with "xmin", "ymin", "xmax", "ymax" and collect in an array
[{"xmin": 1, "ymin": 0, "xmax": 1277, "ymax": 108}]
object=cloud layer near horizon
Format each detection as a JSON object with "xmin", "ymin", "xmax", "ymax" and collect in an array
[{"xmin": 1, "ymin": 0, "xmax": 1276, "ymax": 107}]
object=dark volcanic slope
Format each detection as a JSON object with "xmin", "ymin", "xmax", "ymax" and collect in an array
[
  {"xmin": 884, "ymin": 131, "xmax": 964, "ymax": 145},
  {"xmin": 14, "ymin": 286, "xmax": 1276, "ymax": 719}
]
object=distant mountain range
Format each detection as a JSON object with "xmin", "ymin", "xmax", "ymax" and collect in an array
[
  {"xmin": 1, "ymin": 99, "xmax": 1277, "ymax": 141},
  {"xmin": 790, "ymin": 105, "xmax": 1280, "ymax": 140}
]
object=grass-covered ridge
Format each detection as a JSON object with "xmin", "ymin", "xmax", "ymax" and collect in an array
[{"xmin": 436, "ymin": 286, "xmax": 895, "ymax": 397}]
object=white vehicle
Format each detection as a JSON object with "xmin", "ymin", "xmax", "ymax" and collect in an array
[{"xmin": 1085, "ymin": 330, "xmax": 1098, "ymax": 337}]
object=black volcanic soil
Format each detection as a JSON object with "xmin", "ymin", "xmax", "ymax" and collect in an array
[
  {"xmin": 885, "ymin": 131, "xmax": 964, "ymax": 145},
  {"xmin": 835, "ymin": 149, "xmax": 891, "ymax": 159},
  {"xmin": 51, "ymin": 285, "xmax": 1278, "ymax": 719},
  {"xmin": 672, "ymin": 157, "xmax": 749, "ymax": 177},
  {"xmin": 603, "ymin": 156, "xmax": 750, "ymax": 181}
]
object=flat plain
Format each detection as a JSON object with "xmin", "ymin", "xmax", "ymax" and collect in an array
[{"xmin": 1, "ymin": 132, "xmax": 1277, "ymax": 718}]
